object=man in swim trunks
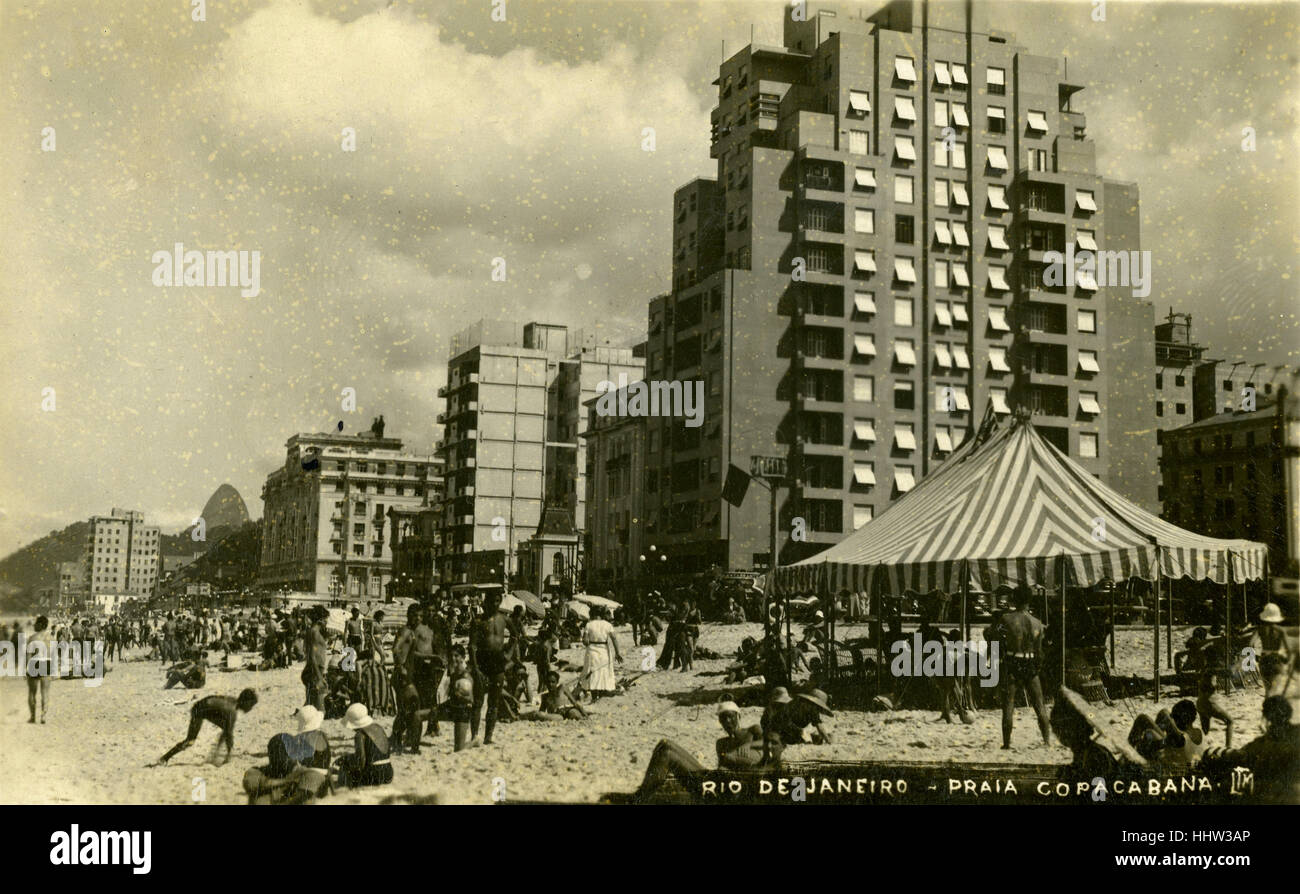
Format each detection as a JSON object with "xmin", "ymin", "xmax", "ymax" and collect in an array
[
  {"xmin": 156, "ymin": 688, "xmax": 258, "ymax": 766},
  {"xmin": 994, "ymin": 585, "xmax": 1051, "ymax": 749},
  {"xmin": 471, "ymin": 592, "xmax": 510, "ymax": 746}
]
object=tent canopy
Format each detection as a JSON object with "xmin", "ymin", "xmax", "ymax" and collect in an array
[
  {"xmin": 572, "ymin": 592, "xmax": 621, "ymax": 610},
  {"xmin": 774, "ymin": 416, "xmax": 1268, "ymax": 597}
]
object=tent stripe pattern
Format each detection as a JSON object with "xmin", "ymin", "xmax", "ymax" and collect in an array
[{"xmin": 773, "ymin": 419, "xmax": 1268, "ymax": 596}]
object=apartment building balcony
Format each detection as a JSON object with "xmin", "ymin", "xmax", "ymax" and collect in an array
[
  {"xmin": 798, "ymin": 224, "xmax": 847, "ymax": 245},
  {"xmin": 798, "ymin": 311, "xmax": 845, "ymax": 328},
  {"xmin": 1019, "ymin": 326, "xmax": 1071, "ymax": 346},
  {"xmin": 437, "ymin": 385, "xmax": 448, "ymax": 398},
  {"xmin": 800, "ymin": 485, "xmax": 844, "ymax": 502},
  {"xmin": 794, "ymin": 353, "xmax": 843, "ymax": 372},
  {"xmin": 798, "ymin": 440, "xmax": 844, "ymax": 455},
  {"xmin": 1021, "ymin": 205, "xmax": 1069, "ymax": 226},
  {"xmin": 436, "ymin": 412, "xmax": 447, "ymax": 424}
]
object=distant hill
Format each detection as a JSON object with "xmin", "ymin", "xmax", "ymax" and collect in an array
[
  {"xmin": 0, "ymin": 491, "xmax": 249, "ymax": 610},
  {"xmin": 182, "ymin": 484, "xmax": 250, "ymax": 538},
  {"xmin": 171, "ymin": 519, "xmax": 262, "ymax": 591}
]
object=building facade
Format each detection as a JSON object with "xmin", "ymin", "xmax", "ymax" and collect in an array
[
  {"xmin": 583, "ymin": 385, "xmax": 650, "ymax": 591},
  {"xmin": 84, "ymin": 509, "xmax": 160, "ymax": 606},
  {"xmin": 259, "ymin": 426, "xmax": 441, "ymax": 599},
  {"xmin": 437, "ymin": 320, "xmax": 643, "ymax": 587},
  {"xmin": 1160, "ymin": 401, "xmax": 1289, "ymax": 572},
  {"xmin": 625, "ymin": 0, "xmax": 1155, "ymax": 576},
  {"xmin": 57, "ymin": 560, "xmax": 83, "ymax": 611}
]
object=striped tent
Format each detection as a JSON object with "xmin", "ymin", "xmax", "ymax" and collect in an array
[{"xmin": 773, "ymin": 416, "xmax": 1268, "ymax": 597}]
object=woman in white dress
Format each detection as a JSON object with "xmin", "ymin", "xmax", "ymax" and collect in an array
[{"xmin": 582, "ymin": 606, "xmax": 622, "ymax": 699}]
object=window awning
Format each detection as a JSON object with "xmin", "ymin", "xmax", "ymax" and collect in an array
[
  {"xmin": 1079, "ymin": 394, "xmax": 1102, "ymax": 415},
  {"xmin": 955, "ymin": 388, "xmax": 972, "ymax": 411},
  {"xmin": 991, "ymin": 391, "xmax": 1010, "ymax": 414},
  {"xmin": 894, "ymin": 97, "xmax": 916, "ymax": 121},
  {"xmin": 989, "ymin": 347, "xmax": 1011, "ymax": 372},
  {"xmin": 952, "ymin": 222, "xmax": 970, "ymax": 246},
  {"xmin": 952, "ymin": 183, "xmax": 970, "ymax": 206},
  {"xmin": 894, "ymin": 467, "xmax": 916, "ymax": 492},
  {"xmin": 894, "ymin": 257, "xmax": 916, "ymax": 283},
  {"xmin": 951, "ymin": 303, "xmax": 969, "ymax": 323},
  {"xmin": 952, "ymin": 64, "xmax": 968, "ymax": 86},
  {"xmin": 988, "ymin": 226, "xmax": 1010, "ymax": 250},
  {"xmin": 853, "ymin": 334, "xmax": 876, "ymax": 356},
  {"xmin": 951, "ymin": 264, "xmax": 970, "ymax": 287},
  {"xmin": 894, "ymin": 341, "xmax": 917, "ymax": 366},
  {"xmin": 987, "ymin": 67, "xmax": 1005, "ymax": 86},
  {"xmin": 1077, "ymin": 270, "xmax": 1099, "ymax": 291},
  {"xmin": 934, "ymin": 343, "xmax": 953, "ymax": 367},
  {"xmin": 951, "ymin": 104, "xmax": 969, "ymax": 127},
  {"xmin": 853, "ymin": 464, "xmax": 877, "ymax": 485},
  {"xmin": 1078, "ymin": 352, "xmax": 1101, "ymax": 373},
  {"xmin": 854, "ymin": 168, "xmax": 876, "ymax": 188},
  {"xmin": 895, "ymin": 57, "xmax": 917, "ymax": 81},
  {"xmin": 849, "ymin": 91, "xmax": 871, "ymax": 114},
  {"xmin": 987, "ymin": 146, "xmax": 1008, "ymax": 170},
  {"xmin": 1027, "ymin": 110, "xmax": 1049, "ymax": 132},
  {"xmin": 987, "ymin": 106, "xmax": 1006, "ymax": 119},
  {"xmin": 935, "ymin": 62, "xmax": 952, "ymax": 86},
  {"xmin": 853, "ymin": 420, "xmax": 876, "ymax": 442},
  {"xmin": 934, "ymin": 220, "xmax": 953, "ymax": 245},
  {"xmin": 989, "ymin": 306, "xmax": 1011, "ymax": 331},
  {"xmin": 1075, "ymin": 190, "xmax": 1097, "ymax": 212},
  {"xmin": 953, "ymin": 344, "xmax": 971, "ymax": 368},
  {"xmin": 988, "ymin": 185, "xmax": 1009, "ymax": 210},
  {"xmin": 935, "ymin": 303, "xmax": 953, "ymax": 326},
  {"xmin": 854, "ymin": 250, "xmax": 876, "ymax": 273},
  {"xmin": 936, "ymin": 429, "xmax": 954, "ymax": 453},
  {"xmin": 894, "ymin": 136, "xmax": 916, "ymax": 160},
  {"xmin": 854, "ymin": 292, "xmax": 877, "ymax": 314},
  {"xmin": 895, "ymin": 427, "xmax": 917, "ymax": 450},
  {"xmin": 988, "ymin": 266, "xmax": 1010, "ymax": 290},
  {"xmin": 1076, "ymin": 230, "xmax": 1098, "ymax": 252}
]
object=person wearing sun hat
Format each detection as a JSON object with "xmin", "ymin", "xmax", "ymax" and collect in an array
[
  {"xmin": 770, "ymin": 687, "xmax": 834, "ymax": 746},
  {"xmin": 634, "ymin": 699, "xmax": 783, "ymax": 801},
  {"xmin": 336, "ymin": 703, "xmax": 393, "ymax": 788},
  {"xmin": 1252, "ymin": 603, "xmax": 1294, "ymax": 697}
]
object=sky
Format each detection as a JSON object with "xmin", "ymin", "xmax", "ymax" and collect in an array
[{"xmin": 1, "ymin": 0, "xmax": 1297, "ymax": 554}]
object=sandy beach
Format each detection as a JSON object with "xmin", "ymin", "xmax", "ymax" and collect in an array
[{"xmin": 0, "ymin": 621, "xmax": 1271, "ymax": 805}]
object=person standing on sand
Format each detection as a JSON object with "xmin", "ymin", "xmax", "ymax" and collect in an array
[
  {"xmin": 302, "ymin": 608, "xmax": 329, "ymax": 711},
  {"xmin": 26, "ymin": 616, "xmax": 54, "ymax": 724},
  {"xmin": 992, "ymin": 585, "xmax": 1052, "ymax": 749},
  {"xmin": 470, "ymin": 592, "xmax": 510, "ymax": 746}
]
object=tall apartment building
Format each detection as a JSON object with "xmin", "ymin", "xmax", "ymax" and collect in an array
[
  {"xmin": 57, "ymin": 560, "xmax": 83, "ymax": 611},
  {"xmin": 437, "ymin": 320, "xmax": 644, "ymax": 587},
  {"xmin": 84, "ymin": 508, "xmax": 160, "ymax": 605},
  {"xmin": 1160, "ymin": 401, "xmax": 1289, "ymax": 572},
  {"xmin": 635, "ymin": 0, "xmax": 1154, "ymax": 575},
  {"xmin": 259, "ymin": 427, "xmax": 441, "ymax": 599}
]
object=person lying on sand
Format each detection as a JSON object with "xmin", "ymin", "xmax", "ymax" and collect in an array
[
  {"xmin": 155, "ymin": 688, "xmax": 258, "ymax": 767},
  {"xmin": 519, "ymin": 672, "xmax": 588, "ymax": 722},
  {"xmin": 164, "ymin": 651, "xmax": 208, "ymax": 690},
  {"xmin": 635, "ymin": 701, "xmax": 783, "ymax": 801}
]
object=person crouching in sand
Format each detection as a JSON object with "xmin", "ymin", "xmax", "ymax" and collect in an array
[{"xmin": 155, "ymin": 688, "xmax": 258, "ymax": 767}]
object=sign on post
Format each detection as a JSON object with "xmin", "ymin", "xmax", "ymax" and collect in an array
[{"xmin": 750, "ymin": 455, "xmax": 787, "ymax": 480}]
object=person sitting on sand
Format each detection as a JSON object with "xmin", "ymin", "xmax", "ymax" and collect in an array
[
  {"xmin": 520, "ymin": 672, "xmax": 588, "ymax": 722},
  {"xmin": 635, "ymin": 701, "xmax": 783, "ymax": 801},
  {"xmin": 156, "ymin": 688, "xmax": 258, "ymax": 767},
  {"xmin": 243, "ymin": 705, "xmax": 333, "ymax": 804},
  {"xmin": 335, "ymin": 703, "xmax": 393, "ymax": 788},
  {"xmin": 164, "ymin": 651, "xmax": 208, "ymax": 690},
  {"xmin": 1198, "ymin": 695, "xmax": 1300, "ymax": 804},
  {"xmin": 772, "ymin": 688, "xmax": 834, "ymax": 745}
]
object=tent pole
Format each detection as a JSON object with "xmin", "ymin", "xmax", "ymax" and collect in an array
[
  {"xmin": 1166, "ymin": 576, "xmax": 1173, "ymax": 669},
  {"xmin": 1153, "ymin": 566, "xmax": 1161, "ymax": 702},
  {"xmin": 961, "ymin": 560, "xmax": 969, "ymax": 644},
  {"xmin": 1225, "ymin": 564, "xmax": 1232, "ymax": 696},
  {"xmin": 1109, "ymin": 579, "xmax": 1116, "ymax": 671},
  {"xmin": 1060, "ymin": 558, "xmax": 1066, "ymax": 691}
]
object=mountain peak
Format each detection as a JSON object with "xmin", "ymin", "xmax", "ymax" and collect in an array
[{"xmin": 200, "ymin": 484, "xmax": 250, "ymax": 530}]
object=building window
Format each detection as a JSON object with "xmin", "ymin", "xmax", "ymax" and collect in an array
[
  {"xmin": 853, "ymin": 505, "xmax": 873, "ymax": 530},
  {"xmin": 894, "ymin": 135, "xmax": 916, "ymax": 161},
  {"xmin": 894, "ymin": 175, "xmax": 914, "ymax": 204},
  {"xmin": 1175, "ymin": 403, "xmax": 1186, "ymax": 414},
  {"xmin": 1156, "ymin": 401, "xmax": 1164, "ymax": 417},
  {"xmin": 1079, "ymin": 433, "xmax": 1099, "ymax": 458},
  {"xmin": 849, "ymin": 130, "xmax": 870, "ymax": 155},
  {"xmin": 1028, "ymin": 148, "xmax": 1049, "ymax": 171},
  {"xmin": 895, "ymin": 215, "xmax": 915, "ymax": 244},
  {"xmin": 1077, "ymin": 309, "xmax": 1096, "ymax": 333},
  {"xmin": 848, "ymin": 90, "xmax": 871, "ymax": 116},
  {"xmin": 987, "ymin": 66, "xmax": 1006, "ymax": 94},
  {"xmin": 988, "ymin": 105, "xmax": 1006, "ymax": 133},
  {"xmin": 1175, "ymin": 375, "xmax": 1186, "ymax": 387},
  {"xmin": 894, "ymin": 380, "xmax": 915, "ymax": 410},
  {"xmin": 934, "ymin": 100, "xmax": 949, "ymax": 128},
  {"xmin": 854, "ymin": 207, "xmax": 874, "ymax": 234},
  {"xmin": 894, "ymin": 297, "xmax": 914, "ymax": 326},
  {"xmin": 935, "ymin": 179, "xmax": 949, "ymax": 206},
  {"xmin": 853, "ymin": 375, "xmax": 875, "ymax": 402}
]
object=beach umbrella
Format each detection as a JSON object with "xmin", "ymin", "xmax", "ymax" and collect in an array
[
  {"xmin": 510, "ymin": 589, "xmax": 546, "ymax": 617},
  {"xmin": 566, "ymin": 600, "xmax": 590, "ymax": 620},
  {"xmin": 572, "ymin": 592, "xmax": 621, "ymax": 610}
]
